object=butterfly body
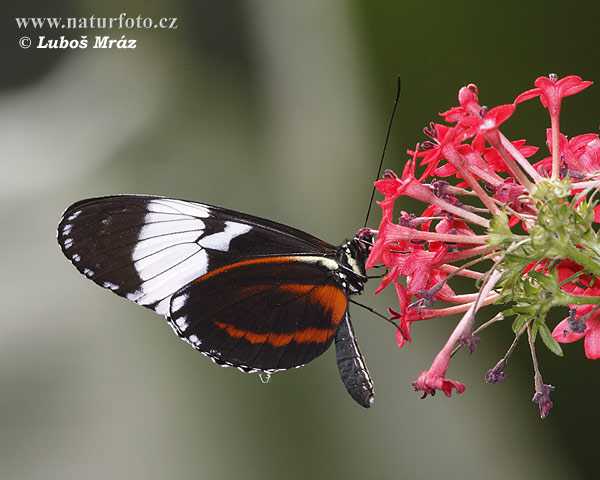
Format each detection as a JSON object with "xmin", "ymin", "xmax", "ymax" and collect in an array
[{"xmin": 58, "ymin": 195, "xmax": 375, "ymax": 407}]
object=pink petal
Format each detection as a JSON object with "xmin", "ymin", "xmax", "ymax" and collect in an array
[
  {"xmin": 514, "ymin": 87, "xmax": 541, "ymax": 104},
  {"xmin": 441, "ymin": 106, "xmax": 467, "ymax": 123},
  {"xmin": 396, "ymin": 328, "xmax": 409, "ymax": 348},
  {"xmin": 583, "ymin": 317, "xmax": 600, "ymax": 359},
  {"xmin": 458, "ymin": 84, "xmax": 478, "ymax": 106},
  {"xmin": 552, "ymin": 319, "xmax": 585, "ymax": 343},
  {"xmin": 594, "ymin": 206, "xmax": 600, "ymax": 223},
  {"xmin": 486, "ymin": 104, "xmax": 516, "ymax": 126},
  {"xmin": 374, "ymin": 178, "xmax": 400, "ymax": 196},
  {"xmin": 557, "ymin": 75, "xmax": 593, "ymax": 97},
  {"xmin": 441, "ymin": 378, "xmax": 466, "ymax": 397}
]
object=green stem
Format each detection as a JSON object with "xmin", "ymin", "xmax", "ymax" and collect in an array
[
  {"xmin": 564, "ymin": 244, "xmax": 600, "ymax": 278},
  {"xmin": 552, "ymin": 291, "xmax": 600, "ymax": 306}
]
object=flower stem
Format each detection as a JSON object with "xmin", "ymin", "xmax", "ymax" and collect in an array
[
  {"xmin": 443, "ymin": 145, "xmax": 501, "ymax": 215},
  {"xmin": 499, "ymin": 133, "xmax": 544, "ymax": 183},
  {"xmin": 526, "ymin": 322, "xmax": 541, "ymax": 389},
  {"xmin": 385, "ymin": 226, "xmax": 489, "ymax": 245},
  {"xmin": 487, "ymin": 131, "xmax": 535, "ymax": 193},
  {"xmin": 564, "ymin": 244, "xmax": 600, "ymax": 278},
  {"xmin": 550, "ymin": 113, "xmax": 561, "ymax": 181}
]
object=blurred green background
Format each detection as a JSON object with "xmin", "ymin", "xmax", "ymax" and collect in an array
[{"xmin": 2, "ymin": 1, "xmax": 599, "ymax": 479}]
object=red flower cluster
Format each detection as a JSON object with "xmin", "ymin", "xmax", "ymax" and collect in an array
[{"xmin": 366, "ymin": 74, "xmax": 599, "ymax": 417}]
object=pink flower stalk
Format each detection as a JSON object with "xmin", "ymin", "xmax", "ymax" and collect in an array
[{"xmin": 367, "ymin": 74, "xmax": 600, "ymax": 416}]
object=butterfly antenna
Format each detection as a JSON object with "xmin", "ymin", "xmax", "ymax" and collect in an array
[
  {"xmin": 349, "ymin": 298, "xmax": 407, "ymax": 341},
  {"xmin": 363, "ymin": 75, "xmax": 402, "ymax": 229}
]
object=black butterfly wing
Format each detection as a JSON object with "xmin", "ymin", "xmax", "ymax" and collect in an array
[
  {"xmin": 57, "ymin": 195, "xmax": 336, "ymax": 315},
  {"xmin": 168, "ymin": 256, "xmax": 348, "ymax": 372}
]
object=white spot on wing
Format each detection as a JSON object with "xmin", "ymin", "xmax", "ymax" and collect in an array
[
  {"xmin": 126, "ymin": 290, "xmax": 141, "ymax": 302},
  {"xmin": 175, "ymin": 316, "xmax": 189, "ymax": 332},
  {"xmin": 67, "ymin": 211, "xmax": 81, "ymax": 221},
  {"xmin": 72, "ymin": 254, "xmax": 81, "ymax": 262},
  {"xmin": 62, "ymin": 224, "xmax": 72, "ymax": 235},
  {"xmin": 154, "ymin": 298, "xmax": 172, "ymax": 316},
  {"xmin": 198, "ymin": 221, "xmax": 252, "ymax": 251},
  {"xmin": 171, "ymin": 293, "xmax": 188, "ymax": 312},
  {"xmin": 103, "ymin": 281, "xmax": 119, "ymax": 291},
  {"xmin": 63, "ymin": 238, "xmax": 73, "ymax": 249}
]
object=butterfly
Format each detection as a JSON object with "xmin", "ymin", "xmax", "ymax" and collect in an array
[{"xmin": 57, "ymin": 195, "xmax": 376, "ymax": 407}]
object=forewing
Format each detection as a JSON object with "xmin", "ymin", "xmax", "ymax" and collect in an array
[
  {"xmin": 57, "ymin": 195, "xmax": 335, "ymax": 315},
  {"xmin": 168, "ymin": 258, "xmax": 348, "ymax": 372}
]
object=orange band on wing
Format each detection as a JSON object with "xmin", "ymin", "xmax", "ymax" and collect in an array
[
  {"xmin": 279, "ymin": 284, "xmax": 347, "ymax": 326},
  {"xmin": 213, "ymin": 319, "xmax": 337, "ymax": 347},
  {"xmin": 212, "ymin": 284, "xmax": 347, "ymax": 347},
  {"xmin": 196, "ymin": 256, "xmax": 296, "ymax": 283}
]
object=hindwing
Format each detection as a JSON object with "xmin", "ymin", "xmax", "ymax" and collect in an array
[{"xmin": 168, "ymin": 257, "xmax": 348, "ymax": 372}]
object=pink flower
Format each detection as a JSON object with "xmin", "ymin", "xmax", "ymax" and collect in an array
[
  {"xmin": 441, "ymin": 84, "xmax": 479, "ymax": 121},
  {"xmin": 552, "ymin": 309, "xmax": 600, "ymax": 359},
  {"xmin": 458, "ymin": 103, "xmax": 516, "ymax": 137},
  {"xmin": 515, "ymin": 74, "xmax": 592, "ymax": 115},
  {"xmin": 416, "ymin": 124, "xmax": 461, "ymax": 180},
  {"xmin": 412, "ymin": 348, "xmax": 466, "ymax": 397},
  {"xmin": 515, "ymin": 74, "xmax": 593, "ymax": 180},
  {"xmin": 492, "ymin": 178, "xmax": 535, "ymax": 217},
  {"xmin": 548, "ymin": 131, "xmax": 600, "ymax": 177}
]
